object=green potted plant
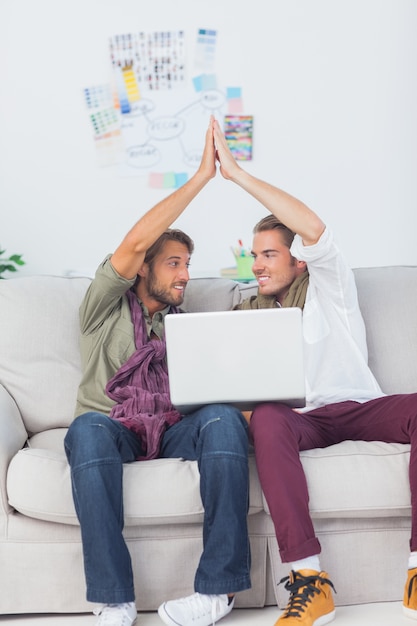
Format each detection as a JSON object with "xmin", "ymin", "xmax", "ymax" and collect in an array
[{"xmin": 0, "ymin": 248, "xmax": 25, "ymax": 279}]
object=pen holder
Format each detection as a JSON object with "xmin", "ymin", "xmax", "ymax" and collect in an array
[{"xmin": 236, "ymin": 255, "xmax": 254, "ymax": 280}]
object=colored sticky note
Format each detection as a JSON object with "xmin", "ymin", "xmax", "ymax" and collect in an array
[
  {"xmin": 174, "ymin": 173, "xmax": 188, "ymax": 188},
  {"xmin": 163, "ymin": 172, "xmax": 176, "ymax": 188},
  {"xmin": 149, "ymin": 172, "xmax": 164, "ymax": 188},
  {"xmin": 201, "ymin": 74, "xmax": 217, "ymax": 90},
  {"xmin": 227, "ymin": 87, "xmax": 242, "ymax": 99},
  {"xmin": 193, "ymin": 73, "xmax": 217, "ymax": 92},
  {"xmin": 228, "ymin": 99, "xmax": 243, "ymax": 114},
  {"xmin": 192, "ymin": 75, "xmax": 204, "ymax": 92}
]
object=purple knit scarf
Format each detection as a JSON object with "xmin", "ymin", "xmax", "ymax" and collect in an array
[{"xmin": 105, "ymin": 289, "xmax": 181, "ymax": 460}]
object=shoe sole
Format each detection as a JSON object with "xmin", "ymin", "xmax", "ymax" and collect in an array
[
  {"xmin": 313, "ymin": 609, "xmax": 336, "ymax": 626},
  {"xmin": 404, "ymin": 605, "xmax": 417, "ymax": 620},
  {"xmin": 157, "ymin": 604, "xmax": 179, "ymax": 626},
  {"xmin": 157, "ymin": 601, "xmax": 233, "ymax": 626}
]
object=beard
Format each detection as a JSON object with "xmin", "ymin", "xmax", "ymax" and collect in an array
[{"xmin": 145, "ymin": 268, "xmax": 186, "ymax": 307}]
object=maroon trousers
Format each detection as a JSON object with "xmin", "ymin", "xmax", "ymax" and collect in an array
[{"xmin": 249, "ymin": 394, "xmax": 417, "ymax": 563}]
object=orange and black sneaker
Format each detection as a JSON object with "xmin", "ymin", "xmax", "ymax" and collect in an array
[
  {"xmin": 275, "ymin": 569, "xmax": 336, "ymax": 625},
  {"xmin": 403, "ymin": 567, "xmax": 417, "ymax": 619}
]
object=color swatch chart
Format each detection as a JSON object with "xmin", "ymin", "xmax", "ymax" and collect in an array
[
  {"xmin": 83, "ymin": 84, "xmax": 123, "ymax": 167},
  {"xmin": 109, "ymin": 30, "xmax": 186, "ymax": 111},
  {"xmin": 224, "ymin": 115, "xmax": 254, "ymax": 161},
  {"xmin": 195, "ymin": 28, "xmax": 217, "ymax": 72},
  {"xmin": 84, "ymin": 84, "xmax": 113, "ymax": 110},
  {"xmin": 84, "ymin": 84, "xmax": 120, "ymax": 138}
]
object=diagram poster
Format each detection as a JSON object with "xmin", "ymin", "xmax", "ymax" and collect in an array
[
  {"xmin": 109, "ymin": 29, "xmax": 227, "ymax": 181},
  {"xmin": 83, "ymin": 28, "xmax": 253, "ymax": 185}
]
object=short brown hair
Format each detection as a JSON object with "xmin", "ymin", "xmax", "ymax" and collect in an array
[
  {"xmin": 253, "ymin": 215, "xmax": 295, "ymax": 249},
  {"xmin": 144, "ymin": 229, "xmax": 194, "ymax": 268}
]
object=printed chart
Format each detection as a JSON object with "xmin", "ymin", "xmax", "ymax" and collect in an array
[{"xmin": 84, "ymin": 28, "xmax": 253, "ymax": 187}]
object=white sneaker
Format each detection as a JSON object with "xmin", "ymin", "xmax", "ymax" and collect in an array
[
  {"xmin": 158, "ymin": 592, "xmax": 234, "ymax": 626},
  {"xmin": 93, "ymin": 602, "xmax": 137, "ymax": 626}
]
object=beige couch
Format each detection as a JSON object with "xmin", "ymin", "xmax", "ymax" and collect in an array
[{"xmin": 1, "ymin": 267, "xmax": 416, "ymax": 614}]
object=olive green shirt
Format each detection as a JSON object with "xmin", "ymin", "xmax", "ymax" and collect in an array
[{"xmin": 74, "ymin": 255, "xmax": 170, "ymax": 418}]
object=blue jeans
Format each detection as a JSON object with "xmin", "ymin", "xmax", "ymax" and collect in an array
[{"xmin": 64, "ymin": 405, "xmax": 251, "ymax": 604}]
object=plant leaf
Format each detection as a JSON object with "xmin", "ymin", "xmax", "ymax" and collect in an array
[
  {"xmin": 9, "ymin": 254, "xmax": 25, "ymax": 266},
  {"xmin": 0, "ymin": 264, "xmax": 17, "ymax": 273}
]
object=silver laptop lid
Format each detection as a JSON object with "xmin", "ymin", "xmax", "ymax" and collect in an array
[{"xmin": 165, "ymin": 307, "xmax": 305, "ymax": 414}]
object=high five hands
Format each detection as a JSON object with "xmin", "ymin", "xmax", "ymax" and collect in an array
[
  {"xmin": 199, "ymin": 115, "xmax": 244, "ymax": 183},
  {"xmin": 212, "ymin": 116, "xmax": 243, "ymax": 182}
]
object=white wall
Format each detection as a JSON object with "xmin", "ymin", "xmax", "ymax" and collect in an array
[{"xmin": 1, "ymin": 0, "xmax": 416, "ymax": 278}]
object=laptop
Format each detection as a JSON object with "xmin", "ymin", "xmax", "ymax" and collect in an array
[{"xmin": 164, "ymin": 307, "xmax": 305, "ymax": 414}]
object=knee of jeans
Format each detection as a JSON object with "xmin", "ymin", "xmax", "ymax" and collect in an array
[
  {"xmin": 200, "ymin": 404, "xmax": 248, "ymax": 451},
  {"xmin": 64, "ymin": 412, "xmax": 111, "ymax": 458},
  {"xmin": 201, "ymin": 403, "xmax": 247, "ymax": 427}
]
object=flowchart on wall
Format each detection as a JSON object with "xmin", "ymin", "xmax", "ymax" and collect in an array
[{"xmin": 83, "ymin": 28, "xmax": 253, "ymax": 188}]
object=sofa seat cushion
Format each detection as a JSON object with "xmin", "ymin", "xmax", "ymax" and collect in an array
[
  {"xmin": 7, "ymin": 429, "xmax": 264, "ymax": 526},
  {"xmin": 262, "ymin": 440, "xmax": 411, "ymax": 519}
]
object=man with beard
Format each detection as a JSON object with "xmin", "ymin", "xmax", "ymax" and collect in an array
[{"xmin": 64, "ymin": 118, "xmax": 250, "ymax": 626}]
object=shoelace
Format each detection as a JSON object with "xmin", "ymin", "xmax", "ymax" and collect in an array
[
  {"xmin": 93, "ymin": 603, "xmax": 135, "ymax": 626},
  {"xmin": 278, "ymin": 571, "xmax": 336, "ymax": 619},
  {"xmin": 407, "ymin": 572, "xmax": 417, "ymax": 602}
]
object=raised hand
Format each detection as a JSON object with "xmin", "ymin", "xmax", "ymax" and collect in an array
[{"xmin": 213, "ymin": 117, "xmax": 242, "ymax": 182}]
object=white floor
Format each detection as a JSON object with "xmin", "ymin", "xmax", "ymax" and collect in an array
[{"xmin": 0, "ymin": 602, "xmax": 412, "ymax": 626}]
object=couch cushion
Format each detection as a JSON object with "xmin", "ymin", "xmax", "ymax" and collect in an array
[
  {"xmin": 0, "ymin": 275, "xmax": 242, "ymax": 437},
  {"xmin": 354, "ymin": 266, "xmax": 417, "ymax": 394},
  {"xmin": 7, "ymin": 430, "xmax": 264, "ymax": 525},
  {"xmin": 183, "ymin": 277, "xmax": 243, "ymax": 311},
  {"xmin": 261, "ymin": 440, "xmax": 411, "ymax": 519},
  {"xmin": 0, "ymin": 276, "xmax": 91, "ymax": 435}
]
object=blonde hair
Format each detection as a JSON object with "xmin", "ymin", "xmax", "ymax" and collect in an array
[{"xmin": 253, "ymin": 215, "xmax": 295, "ymax": 249}]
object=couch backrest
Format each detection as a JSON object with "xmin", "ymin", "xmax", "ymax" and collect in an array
[
  {"xmin": 353, "ymin": 266, "xmax": 417, "ymax": 394},
  {"xmin": 239, "ymin": 267, "xmax": 417, "ymax": 395},
  {"xmin": 0, "ymin": 275, "xmax": 244, "ymax": 435},
  {"xmin": 1, "ymin": 267, "xmax": 416, "ymax": 435},
  {"xmin": 182, "ymin": 277, "xmax": 244, "ymax": 312},
  {"xmin": 0, "ymin": 276, "xmax": 91, "ymax": 435}
]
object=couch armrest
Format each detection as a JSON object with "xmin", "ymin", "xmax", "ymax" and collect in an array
[{"xmin": 0, "ymin": 383, "xmax": 28, "ymax": 520}]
